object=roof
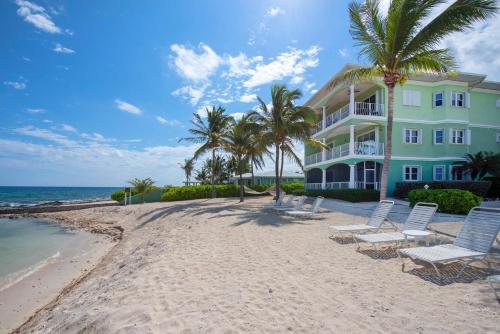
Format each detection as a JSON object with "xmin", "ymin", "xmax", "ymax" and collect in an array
[
  {"xmin": 305, "ymin": 64, "xmax": 500, "ymax": 108},
  {"xmin": 231, "ymin": 170, "xmax": 304, "ymax": 180}
]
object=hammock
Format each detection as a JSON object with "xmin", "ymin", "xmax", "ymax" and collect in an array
[{"xmin": 243, "ymin": 185, "xmax": 285, "ymax": 196}]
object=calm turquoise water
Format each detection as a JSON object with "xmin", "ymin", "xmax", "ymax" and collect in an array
[
  {"xmin": 0, "ymin": 186, "xmax": 121, "ymax": 207},
  {"xmin": 0, "ymin": 217, "xmax": 87, "ymax": 290}
]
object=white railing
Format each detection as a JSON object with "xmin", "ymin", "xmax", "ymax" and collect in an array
[
  {"xmin": 326, "ymin": 143, "xmax": 350, "ymax": 161},
  {"xmin": 305, "ymin": 152, "xmax": 322, "ymax": 165},
  {"xmin": 354, "ymin": 102, "xmax": 384, "ymax": 116},
  {"xmin": 313, "ymin": 102, "xmax": 385, "ymax": 136},
  {"xmin": 305, "ymin": 183, "xmax": 322, "ymax": 190},
  {"xmin": 353, "ymin": 141, "xmax": 384, "ymax": 156},
  {"xmin": 355, "ymin": 181, "xmax": 380, "ymax": 190},
  {"xmin": 325, "ymin": 182, "xmax": 350, "ymax": 189}
]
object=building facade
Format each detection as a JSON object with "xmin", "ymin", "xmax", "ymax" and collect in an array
[{"xmin": 304, "ymin": 64, "xmax": 500, "ymax": 195}]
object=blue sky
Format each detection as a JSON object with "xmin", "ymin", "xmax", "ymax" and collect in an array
[{"xmin": 1, "ymin": 0, "xmax": 499, "ymax": 186}]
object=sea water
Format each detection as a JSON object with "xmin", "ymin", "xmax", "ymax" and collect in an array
[
  {"xmin": 0, "ymin": 186, "xmax": 121, "ymax": 207},
  {"xmin": 0, "ymin": 217, "xmax": 88, "ymax": 291}
]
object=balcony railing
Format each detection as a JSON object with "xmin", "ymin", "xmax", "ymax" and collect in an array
[
  {"xmin": 353, "ymin": 141, "xmax": 384, "ymax": 156},
  {"xmin": 305, "ymin": 151, "xmax": 322, "ymax": 165},
  {"xmin": 313, "ymin": 102, "xmax": 385, "ymax": 135},
  {"xmin": 305, "ymin": 141, "xmax": 384, "ymax": 166},
  {"xmin": 325, "ymin": 182, "xmax": 350, "ymax": 189},
  {"xmin": 306, "ymin": 181, "xmax": 380, "ymax": 190}
]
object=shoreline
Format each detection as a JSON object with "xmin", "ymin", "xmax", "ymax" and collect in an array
[{"xmin": 0, "ymin": 213, "xmax": 122, "ymax": 334}]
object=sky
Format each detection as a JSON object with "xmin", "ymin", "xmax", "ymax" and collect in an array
[{"xmin": 1, "ymin": 0, "xmax": 499, "ymax": 187}]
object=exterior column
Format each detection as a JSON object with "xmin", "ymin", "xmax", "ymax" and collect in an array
[
  {"xmin": 375, "ymin": 126, "xmax": 380, "ymax": 154},
  {"xmin": 321, "ymin": 106, "xmax": 326, "ymax": 130},
  {"xmin": 321, "ymin": 138, "xmax": 326, "ymax": 162},
  {"xmin": 322, "ymin": 169, "xmax": 327, "ymax": 190},
  {"xmin": 349, "ymin": 124, "xmax": 355, "ymax": 155},
  {"xmin": 349, "ymin": 84, "xmax": 355, "ymax": 115},
  {"xmin": 349, "ymin": 164, "xmax": 355, "ymax": 189}
]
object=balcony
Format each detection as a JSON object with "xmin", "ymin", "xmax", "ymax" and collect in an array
[
  {"xmin": 313, "ymin": 102, "xmax": 385, "ymax": 136},
  {"xmin": 304, "ymin": 141, "xmax": 384, "ymax": 166}
]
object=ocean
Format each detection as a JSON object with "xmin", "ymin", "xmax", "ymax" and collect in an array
[{"xmin": 0, "ymin": 186, "xmax": 121, "ymax": 207}]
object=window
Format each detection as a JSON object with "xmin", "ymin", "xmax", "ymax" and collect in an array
[
  {"xmin": 451, "ymin": 91, "xmax": 465, "ymax": 107},
  {"xmin": 403, "ymin": 90, "xmax": 421, "ymax": 107},
  {"xmin": 404, "ymin": 128, "xmax": 421, "ymax": 144},
  {"xmin": 450, "ymin": 166, "xmax": 466, "ymax": 181},
  {"xmin": 451, "ymin": 129, "xmax": 465, "ymax": 144},
  {"xmin": 363, "ymin": 95, "xmax": 376, "ymax": 104},
  {"xmin": 433, "ymin": 92, "xmax": 444, "ymax": 107},
  {"xmin": 433, "ymin": 128, "xmax": 444, "ymax": 145},
  {"xmin": 497, "ymin": 133, "xmax": 500, "ymax": 143},
  {"xmin": 433, "ymin": 166, "xmax": 446, "ymax": 181},
  {"xmin": 496, "ymin": 99, "xmax": 500, "ymax": 108},
  {"xmin": 403, "ymin": 165, "xmax": 421, "ymax": 181},
  {"xmin": 357, "ymin": 130, "xmax": 375, "ymax": 143}
]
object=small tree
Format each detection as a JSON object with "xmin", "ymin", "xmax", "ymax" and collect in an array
[
  {"xmin": 179, "ymin": 159, "xmax": 194, "ymax": 185},
  {"xmin": 128, "ymin": 177, "xmax": 155, "ymax": 204},
  {"xmin": 455, "ymin": 151, "xmax": 500, "ymax": 180}
]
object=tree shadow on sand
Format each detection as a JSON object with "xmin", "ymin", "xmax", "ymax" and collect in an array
[
  {"xmin": 404, "ymin": 262, "xmax": 494, "ymax": 286},
  {"xmin": 357, "ymin": 247, "xmax": 400, "ymax": 260}
]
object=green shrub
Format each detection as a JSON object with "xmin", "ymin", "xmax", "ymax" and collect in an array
[
  {"xmin": 304, "ymin": 189, "xmax": 380, "ymax": 202},
  {"xmin": 161, "ymin": 184, "xmax": 240, "ymax": 202},
  {"xmin": 282, "ymin": 182, "xmax": 305, "ymax": 194},
  {"xmin": 408, "ymin": 189, "xmax": 482, "ymax": 215},
  {"xmin": 394, "ymin": 181, "xmax": 491, "ymax": 198},
  {"xmin": 247, "ymin": 184, "xmax": 270, "ymax": 192},
  {"xmin": 111, "ymin": 189, "xmax": 139, "ymax": 202}
]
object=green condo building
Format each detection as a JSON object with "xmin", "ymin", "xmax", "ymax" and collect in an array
[{"xmin": 303, "ymin": 64, "xmax": 500, "ymax": 195}]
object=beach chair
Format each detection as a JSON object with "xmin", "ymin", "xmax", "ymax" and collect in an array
[
  {"xmin": 263, "ymin": 192, "xmax": 285, "ymax": 209},
  {"xmin": 329, "ymin": 200, "xmax": 396, "ymax": 240},
  {"xmin": 354, "ymin": 202, "xmax": 438, "ymax": 250},
  {"xmin": 397, "ymin": 207, "xmax": 500, "ymax": 280},
  {"xmin": 286, "ymin": 197, "xmax": 324, "ymax": 217},
  {"xmin": 275, "ymin": 195, "xmax": 307, "ymax": 212},
  {"xmin": 271, "ymin": 194, "xmax": 295, "ymax": 211}
]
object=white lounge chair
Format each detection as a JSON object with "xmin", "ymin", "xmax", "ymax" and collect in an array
[
  {"xmin": 397, "ymin": 207, "xmax": 500, "ymax": 280},
  {"xmin": 329, "ymin": 200, "xmax": 395, "ymax": 239},
  {"xmin": 286, "ymin": 197, "xmax": 324, "ymax": 217},
  {"xmin": 263, "ymin": 192, "xmax": 285, "ymax": 209},
  {"xmin": 271, "ymin": 194, "xmax": 295, "ymax": 211},
  {"xmin": 354, "ymin": 202, "xmax": 438, "ymax": 250},
  {"xmin": 275, "ymin": 195, "xmax": 307, "ymax": 212}
]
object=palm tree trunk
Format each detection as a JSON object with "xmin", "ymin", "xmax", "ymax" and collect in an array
[
  {"xmin": 275, "ymin": 143, "xmax": 280, "ymax": 202},
  {"xmin": 251, "ymin": 156, "xmax": 255, "ymax": 186},
  {"xmin": 379, "ymin": 84, "xmax": 394, "ymax": 200},
  {"xmin": 239, "ymin": 160, "xmax": 244, "ymax": 202},
  {"xmin": 280, "ymin": 145, "xmax": 285, "ymax": 184},
  {"xmin": 211, "ymin": 149, "xmax": 216, "ymax": 198}
]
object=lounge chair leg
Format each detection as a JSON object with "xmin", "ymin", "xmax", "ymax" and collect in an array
[
  {"xmin": 354, "ymin": 236, "xmax": 362, "ymax": 250},
  {"xmin": 430, "ymin": 261, "xmax": 442, "ymax": 279},
  {"xmin": 397, "ymin": 250, "xmax": 406, "ymax": 272}
]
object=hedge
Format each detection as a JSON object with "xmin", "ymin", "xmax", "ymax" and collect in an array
[
  {"xmin": 111, "ymin": 189, "xmax": 139, "ymax": 202},
  {"xmin": 304, "ymin": 189, "xmax": 380, "ymax": 202},
  {"xmin": 394, "ymin": 181, "xmax": 491, "ymax": 198},
  {"xmin": 484, "ymin": 177, "xmax": 500, "ymax": 198},
  {"xmin": 161, "ymin": 184, "xmax": 240, "ymax": 201},
  {"xmin": 248, "ymin": 182, "xmax": 305, "ymax": 194},
  {"xmin": 247, "ymin": 184, "xmax": 270, "ymax": 192},
  {"xmin": 408, "ymin": 189, "xmax": 482, "ymax": 215}
]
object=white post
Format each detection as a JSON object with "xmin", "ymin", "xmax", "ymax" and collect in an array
[
  {"xmin": 322, "ymin": 106, "xmax": 326, "ymax": 130},
  {"xmin": 375, "ymin": 126, "xmax": 380, "ymax": 154},
  {"xmin": 321, "ymin": 138, "xmax": 326, "ymax": 162},
  {"xmin": 349, "ymin": 84, "xmax": 355, "ymax": 115},
  {"xmin": 349, "ymin": 164, "xmax": 355, "ymax": 189},
  {"xmin": 129, "ymin": 190, "xmax": 132, "ymax": 205},
  {"xmin": 349, "ymin": 124, "xmax": 355, "ymax": 155},
  {"xmin": 322, "ymin": 169, "xmax": 327, "ymax": 190}
]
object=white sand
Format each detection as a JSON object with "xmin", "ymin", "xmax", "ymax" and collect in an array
[{"xmin": 11, "ymin": 197, "xmax": 500, "ymax": 333}]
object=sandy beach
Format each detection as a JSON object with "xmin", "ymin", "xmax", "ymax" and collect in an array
[{"xmin": 6, "ymin": 197, "xmax": 500, "ymax": 333}]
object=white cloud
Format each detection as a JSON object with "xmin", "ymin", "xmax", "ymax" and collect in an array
[
  {"xmin": 290, "ymin": 76, "xmax": 304, "ymax": 84},
  {"xmin": 240, "ymin": 93, "xmax": 257, "ymax": 103},
  {"xmin": 170, "ymin": 43, "xmax": 222, "ymax": 82},
  {"xmin": 337, "ymin": 48, "xmax": 349, "ymax": 57},
  {"xmin": 15, "ymin": 0, "xmax": 62, "ymax": 34},
  {"xmin": 229, "ymin": 112, "xmax": 246, "ymax": 120},
  {"xmin": 53, "ymin": 43, "xmax": 75, "ymax": 54},
  {"xmin": 61, "ymin": 124, "xmax": 77, "ymax": 132},
  {"xmin": 22, "ymin": 56, "xmax": 31, "ymax": 62},
  {"xmin": 13, "ymin": 126, "xmax": 76, "ymax": 146},
  {"xmin": 42, "ymin": 119, "xmax": 52, "ymax": 123},
  {"xmin": 172, "ymin": 85, "xmax": 206, "ymax": 105},
  {"xmin": 26, "ymin": 108, "xmax": 44, "ymax": 113},
  {"xmin": 115, "ymin": 99, "xmax": 143, "ymax": 115},
  {"xmin": 266, "ymin": 7, "xmax": 284, "ymax": 17},
  {"xmin": 4, "ymin": 81, "xmax": 27, "ymax": 90},
  {"xmin": 156, "ymin": 116, "xmax": 181, "ymax": 126},
  {"xmin": 304, "ymin": 81, "xmax": 316, "ymax": 93},
  {"xmin": 243, "ymin": 46, "xmax": 321, "ymax": 88}
]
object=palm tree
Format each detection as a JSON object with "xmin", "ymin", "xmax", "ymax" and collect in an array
[
  {"xmin": 128, "ymin": 177, "xmax": 155, "ymax": 204},
  {"xmin": 180, "ymin": 106, "xmax": 231, "ymax": 198},
  {"xmin": 224, "ymin": 114, "xmax": 262, "ymax": 201},
  {"xmin": 455, "ymin": 151, "xmax": 500, "ymax": 180},
  {"xmin": 179, "ymin": 158, "xmax": 194, "ymax": 186},
  {"xmin": 339, "ymin": 0, "xmax": 497, "ymax": 199},
  {"xmin": 253, "ymin": 84, "xmax": 323, "ymax": 201}
]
